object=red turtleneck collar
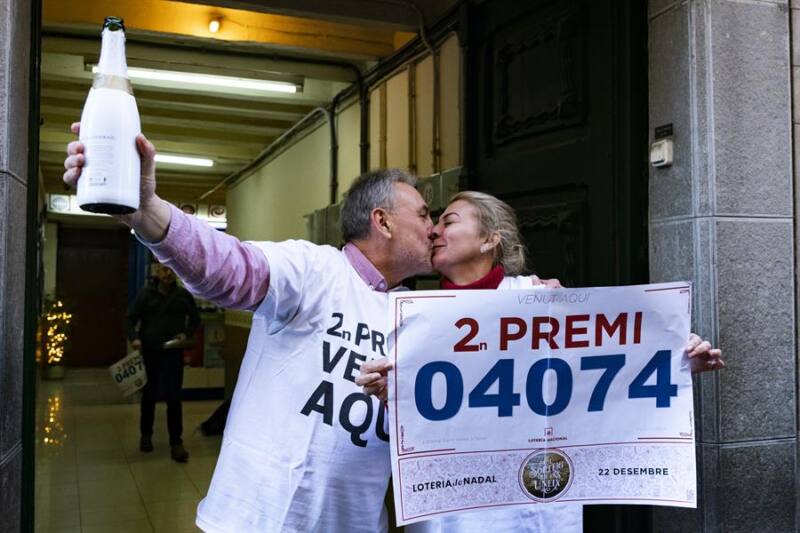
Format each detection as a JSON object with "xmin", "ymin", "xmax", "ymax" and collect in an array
[{"xmin": 440, "ymin": 265, "xmax": 505, "ymax": 290}]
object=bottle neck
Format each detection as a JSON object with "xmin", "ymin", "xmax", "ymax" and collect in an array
[{"xmin": 97, "ymin": 28, "xmax": 128, "ymax": 77}]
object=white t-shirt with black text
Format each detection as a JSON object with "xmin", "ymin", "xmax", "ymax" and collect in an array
[{"xmin": 196, "ymin": 240, "xmax": 392, "ymax": 533}]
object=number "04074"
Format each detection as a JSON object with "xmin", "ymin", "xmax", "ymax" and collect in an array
[{"xmin": 413, "ymin": 350, "xmax": 678, "ymax": 421}]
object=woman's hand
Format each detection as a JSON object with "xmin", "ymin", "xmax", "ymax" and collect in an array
[
  {"xmin": 356, "ymin": 357, "xmax": 394, "ymax": 402},
  {"xmin": 531, "ymin": 275, "xmax": 563, "ymax": 288},
  {"xmin": 686, "ymin": 333, "xmax": 725, "ymax": 374}
]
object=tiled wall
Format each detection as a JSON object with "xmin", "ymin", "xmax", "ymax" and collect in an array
[{"xmin": 648, "ymin": 1, "xmax": 796, "ymax": 531}]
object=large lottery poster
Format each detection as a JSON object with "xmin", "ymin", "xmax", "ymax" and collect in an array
[{"xmin": 387, "ymin": 283, "xmax": 696, "ymax": 526}]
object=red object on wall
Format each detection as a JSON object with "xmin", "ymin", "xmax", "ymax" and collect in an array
[{"xmin": 183, "ymin": 325, "xmax": 204, "ymax": 367}]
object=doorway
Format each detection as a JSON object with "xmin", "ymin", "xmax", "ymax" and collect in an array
[
  {"xmin": 465, "ymin": 0, "xmax": 649, "ymax": 288},
  {"xmin": 56, "ymin": 226, "xmax": 129, "ymax": 367}
]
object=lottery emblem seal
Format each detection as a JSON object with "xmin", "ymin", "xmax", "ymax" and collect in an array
[{"xmin": 519, "ymin": 449, "xmax": 574, "ymax": 502}]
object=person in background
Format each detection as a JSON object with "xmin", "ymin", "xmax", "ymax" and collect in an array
[
  {"xmin": 127, "ymin": 262, "xmax": 200, "ymax": 462},
  {"xmin": 358, "ymin": 190, "xmax": 724, "ymax": 533}
]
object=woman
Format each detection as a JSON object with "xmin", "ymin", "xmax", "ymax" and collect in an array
[{"xmin": 359, "ymin": 191, "xmax": 724, "ymax": 532}]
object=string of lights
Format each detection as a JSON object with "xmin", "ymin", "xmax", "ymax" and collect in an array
[{"xmin": 44, "ymin": 300, "xmax": 72, "ymax": 365}]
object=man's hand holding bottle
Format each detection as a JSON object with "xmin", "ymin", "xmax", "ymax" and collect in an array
[{"xmin": 64, "ymin": 122, "xmax": 171, "ymax": 243}]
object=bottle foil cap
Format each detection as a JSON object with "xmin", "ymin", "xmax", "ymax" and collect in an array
[{"xmin": 103, "ymin": 16, "xmax": 125, "ymax": 32}]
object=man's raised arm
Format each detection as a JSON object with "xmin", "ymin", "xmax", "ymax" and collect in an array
[{"xmin": 64, "ymin": 123, "xmax": 269, "ymax": 310}]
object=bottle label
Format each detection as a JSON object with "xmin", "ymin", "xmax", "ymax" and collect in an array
[
  {"xmin": 84, "ymin": 135, "xmax": 115, "ymax": 186},
  {"xmin": 92, "ymin": 74, "xmax": 133, "ymax": 95}
]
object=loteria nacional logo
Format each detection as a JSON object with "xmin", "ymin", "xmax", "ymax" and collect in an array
[{"xmin": 518, "ymin": 449, "xmax": 574, "ymax": 502}]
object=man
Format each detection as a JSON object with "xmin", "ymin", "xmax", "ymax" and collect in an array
[
  {"xmin": 127, "ymin": 262, "xmax": 199, "ymax": 462},
  {"xmin": 64, "ymin": 124, "xmax": 433, "ymax": 532}
]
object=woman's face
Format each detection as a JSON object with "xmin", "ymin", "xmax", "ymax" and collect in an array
[{"xmin": 431, "ymin": 199, "xmax": 486, "ymax": 273}]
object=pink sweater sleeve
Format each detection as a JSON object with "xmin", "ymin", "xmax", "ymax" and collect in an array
[{"xmin": 145, "ymin": 203, "xmax": 269, "ymax": 311}]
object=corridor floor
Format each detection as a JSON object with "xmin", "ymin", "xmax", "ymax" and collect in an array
[{"xmin": 35, "ymin": 368, "xmax": 222, "ymax": 532}]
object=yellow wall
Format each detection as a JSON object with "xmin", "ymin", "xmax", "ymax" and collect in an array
[
  {"xmin": 368, "ymin": 33, "xmax": 462, "ymax": 176},
  {"xmin": 439, "ymin": 36, "xmax": 462, "ymax": 171},
  {"xmin": 415, "ymin": 55, "xmax": 435, "ymax": 176},
  {"xmin": 227, "ymin": 96, "xmax": 363, "ymax": 242},
  {"xmin": 227, "ymin": 124, "xmax": 330, "ymax": 242},
  {"xmin": 227, "ymin": 32, "xmax": 463, "ymax": 243},
  {"xmin": 336, "ymin": 99, "xmax": 362, "ymax": 199},
  {"xmin": 386, "ymin": 69, "xmax": 410, "ymax": 170},
  {"xmin": 43, "ymin": 222, "xmax": 58, "ymax": 298},
  {"xmin": 369, "ymin": 86, "xmax": 384, "ymax": 170}
]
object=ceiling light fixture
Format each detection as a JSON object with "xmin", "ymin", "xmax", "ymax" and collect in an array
[
  {"xmin": 91, "ymin": 66, "xmax": 299, "ymax": 94},
  {"xmin": 155, "ymin": 154, "xmax": 214, "ymax": 167},
  {"xmin": 209, "ymin": 17, "xmax": 222, "ymax": 33}
]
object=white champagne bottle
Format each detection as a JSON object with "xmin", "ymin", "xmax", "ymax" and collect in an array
[{"xmin": 77, "ymin": 16, "xmax": 141, "ymax": 214}]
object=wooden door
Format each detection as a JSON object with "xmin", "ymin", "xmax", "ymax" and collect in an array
[
  {"xmin": 464, "ymin": 0, "xmax": 650, "ymax": 530},
  {"xmin": 56, "ymin": 227, "xmax": 129, "ymax": 367},
  {"xmin": 464, "ymin": 0, "xmax": 648, "ymax": 287}
]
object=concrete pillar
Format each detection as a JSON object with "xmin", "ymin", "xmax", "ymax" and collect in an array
[
  {"xmin": 0, "ymin": 0, "xmax": 31, "ymax": 531},
  {"xmin": 648, "ymin": 1, "xmax": 796, "ymax": 531}
]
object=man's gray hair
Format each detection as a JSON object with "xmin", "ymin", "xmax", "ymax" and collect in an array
[{"xmin": 341, "ymin": 168, "xmax": 417, "ymax": 241}]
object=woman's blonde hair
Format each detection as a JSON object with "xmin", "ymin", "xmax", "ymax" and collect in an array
[{"xmin": 449, "ymin": 191, "xmax": 527, "ymax": 276}]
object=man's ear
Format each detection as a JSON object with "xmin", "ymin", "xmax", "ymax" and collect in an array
[{"xmin": 370, "ymin": 207, "xmax": 392, "ymax": 238}]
